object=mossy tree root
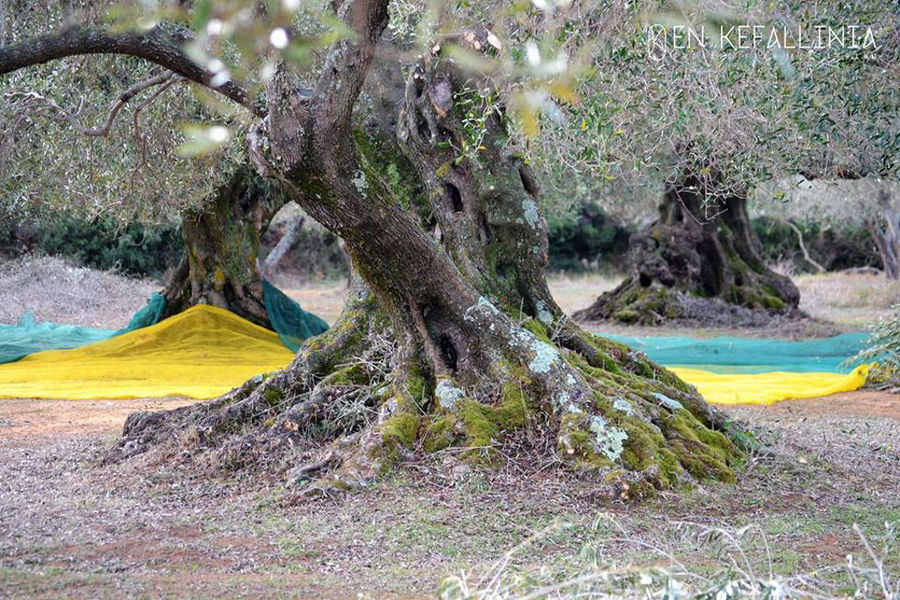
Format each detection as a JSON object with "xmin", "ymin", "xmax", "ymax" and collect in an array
[
  {"xmin": 575, "ymin": 170, "xmax": 803, "ymax": 326},
  {"xmin": 114, "ymin": 286, "xmax": 746, "ymax": 502},
  {"xmin": 112, "ymin": 281, "xmax": 385, "ymax": 461}
]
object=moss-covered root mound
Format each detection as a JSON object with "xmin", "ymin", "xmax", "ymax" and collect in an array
[
  {"xmin": 113, "ymin": 295, "xmax": 746, "ymax": 502},
  {"xmin": 575, "ymin": 178, "xmax": 803, "ymax": 327},
  {"xmin": 374, "ymin": 319, "xmax": 745, "ymax": 501},
  {"xmin": 577, "ymin": 281, "xmax": 807, "ymax": 328}
]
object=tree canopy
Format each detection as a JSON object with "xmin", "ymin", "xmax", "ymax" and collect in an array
[
  {"xmin": 529, "ymin": 0, "xmax": 899, "ymax": 220},
  {"xmin": 0, "ymin": 1, "xmax": 250, "ymax": 226},
  {"xmin": 2, "ymin": 1, "xmax": 896, "ymax": 225}
]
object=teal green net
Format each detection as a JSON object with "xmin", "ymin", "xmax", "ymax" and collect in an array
[
  {"xmin": 0, "ymin": 293, "xmax": 165, "ymax": 364},
  {"xmin": 1, "ymin": 283, "xmax": 329, "ymax": 364},
  {"xmin": 7, "ymin": 279, "xmax": 860, "ymax": 371},
  {"xmin": 119, "ymin": 292, "xmax": 166, "ymax": 333},
  {"xmin": 0, "ymin": 314, "xmax": 114, "ymax": 364},
  {"xmin": 604, "ymin": 332, "xmax": 869, "ymax": 373},
  {"xmin": 262, "ymin": 280, "xmax": 330, "ymax": 352}
]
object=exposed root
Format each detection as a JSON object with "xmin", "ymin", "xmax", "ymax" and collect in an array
[
  {"xmin": 112, "ymin": 293, "xmax": 749, "ymax": 503},
  {"xmin": 111, "ymin": 285, "xmax": 391, "ymax": 469}
]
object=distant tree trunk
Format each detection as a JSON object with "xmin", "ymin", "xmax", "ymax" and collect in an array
[
  {"xmin": 263, "ymin": 214, "xmax": 304, "ymax": 280},
  {"xmin": 575, "ymin": 171, "xmax": 801, "ymax": 325},
  {"xmin": 0, "ymin": 0, "xmax": 6, "ymax": 48},
  {"xmin": 786, "ymin": 221, "xmax": 826, "ymax": 273},
  {"xmin": 162, "ymin": 164, "xmax": 290, "ymax": 327},
  {"xmin": 865, "ymin": 190, "xmax": 900, "ymax": 280}
]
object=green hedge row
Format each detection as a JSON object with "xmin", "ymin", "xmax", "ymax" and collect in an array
[
  {"xmin": 546, "ymin": 203, "xmax": 632, "ymax": 272},
  {"xmin": 1, "ymin": 214, "xmax": 183, "ymax": 278}
]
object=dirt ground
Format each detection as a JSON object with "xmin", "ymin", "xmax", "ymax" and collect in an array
[
  {"xmin": 283, "ymin": 270, "xmax": 900, "ymax": 336},
  {"xmin": 1, "ymin": 262, "xmax": 898, "ymax": 597},
  {"xmin": 0, "ymin": 393, "xmax": 897, "ymax": 598},
  {"xmin": 0, "ymin": 256, "xmax": 158, "ymax": 329}
]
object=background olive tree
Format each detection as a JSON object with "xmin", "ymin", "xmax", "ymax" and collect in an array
[
  {"xmin": 534, "ymin": 0, "xmax": 899, "ymax": 323},
  {"xmin": 0, "ymin": 1, "xmax": 303, "ymax": 323},
  {"xmin": 383, "ymin": 0, "xmax": 898, "ymax": 323}
]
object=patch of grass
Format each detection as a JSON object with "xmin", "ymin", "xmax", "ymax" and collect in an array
[
  {"xmin": 439, "ymin": 517, "xmax": 898, "ymax": 599},
  {"xmin": 0, "ymin": 567, "xmax": 107, "ymax": 595},
  {"xmin": 796, "ymin": 271, "xmax": 900, "ymax": 326},
  {"xmin": 277, "ymin": 536, "xmax": 322, "ymax": 560}
]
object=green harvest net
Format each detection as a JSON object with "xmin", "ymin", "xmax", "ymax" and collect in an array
[
  {"xmin": 262, "ymin": 280, "xmax": 330, "ymax": 352},
  {"xmin": 0, "ymin": 283, "xmax": 329, "ymax": 363},
  {"xmin": 0, "ymin": 315, "xmax": 114, "ymax": 364},
  {"xmin": 0, "ymin": 272, "xmax": 868, "ymax": 375},
  {"xmin": 604, "ymin": 332, "xmax": 869, "ymax": 374},
  {"xmin": 0, "ymin": 293, "xmax": 166, "ymax": 364}
]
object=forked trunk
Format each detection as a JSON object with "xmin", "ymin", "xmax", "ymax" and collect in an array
[
  {"xmin": 162, "ymin": 164, "xmax": 291, "ymax": 327},
  {"xmin": 116, "ymin": 10, "xmax": 746, "ymax": 500},
  {"xmin": 575, "ymin": 173, "xmax": 801, "ymax": 325}
]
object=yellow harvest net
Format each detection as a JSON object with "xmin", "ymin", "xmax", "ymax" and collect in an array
[
  {"xmin": 0, "ymin": 305, "xmax": 294, "ymax": 400},
  {"xmin": 0, "ymin": 304, "xmax": 870, "ymax": 404},
  {"xmin": 669, "ymin": 365, "xmax": 870, "ymax": 406}
]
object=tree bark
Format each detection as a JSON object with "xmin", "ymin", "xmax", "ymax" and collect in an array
[
  {"xmin": 116, "ymin": 22, "xmax": 746, "ymax": 500},
  {"xmin": 0, "ymin": 0, "xmax": 6, "ymax": 49},
  {"xmin": 0, "ymin": 1, "xmax": 748, "ymax": 497},
  {"xmin": 786, "ymin": 221, "xmax": 826, "ymax": 273},
  {"xmin": 161, "ymin": 164, "xmax": 291, "ymax": 327},
  {"xmin": 865, "ymin": 190, "xmax": 900, "ymax": 281},
  {"xmin": 263, "ymin": 215, "xmax": 304, "ymax": 280},
  {"xmin": 575, "ymin": 172, "xmax": 802, "ymax": 325}
]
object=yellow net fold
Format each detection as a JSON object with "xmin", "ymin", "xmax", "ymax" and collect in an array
[
  {"xmin": 0, "ymin": 305, "xmax": 294, "ymax": 400},
  {"xmin": 670, "ymin": 365, "xmax": 870, "ymax": 406}
]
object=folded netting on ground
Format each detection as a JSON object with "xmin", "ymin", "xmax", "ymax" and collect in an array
[
  {"xmin": 605, "ymin": 332, "xmax": 871, "ymax": 405},
  {"xmin": 605, "ymin": 332, "xmax": 868, "ymax": 373},
  {"xmin": 0, "ymin": 316, "xmax": 112, "ymax": 364},
  {"xmin": 0, "ymin": 305, "xmax": 295, "ymax": 399},
  {"xmin": 0, "ymin": 293, "xmax": 166, "ymax": 364},
  {"xmin": 669, "ymin": 365, "xmax": 870, "ymax": 406},
  {"xmin": 263, "ymin": 280, "xmax": 330, "ymax": 352},
  {"xmin": 0, "ymin": 296, "xmax": 870, "ymax": 402},
  {"xmin": 0, "ymin": 283, "xmax": 329, "ymax": 364}
]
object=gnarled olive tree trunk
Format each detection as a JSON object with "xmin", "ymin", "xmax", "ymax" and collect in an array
[
  {"xmin": 116, "ymin": 20, "xmax": 746, "ymax": 500},
  {"xmin": 161, "ymin": 163, "xmax": 291, "ymax": 327},
  {"xmin": 575, "ymin": 173, "xmax": 801, "ymax": 325}
]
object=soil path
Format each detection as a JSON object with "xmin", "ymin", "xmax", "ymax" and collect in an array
[{"xmin": 0, "ymin": 398, "xmax": 195, "ymax": 442}]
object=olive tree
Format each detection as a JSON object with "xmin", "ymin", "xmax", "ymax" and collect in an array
[
  {"xmin": 521, "ymin": 0, "xmax": 898, "ymax": 324},
  {"xmin": 0, "ymin": 1, "xmax": 297, "ymax": 325},
  {"xmin": 1, "ymin": 0, "xmax": 748, "ymax": 496}
]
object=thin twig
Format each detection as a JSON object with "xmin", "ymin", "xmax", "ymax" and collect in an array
[
  {"xmin": 8, "ymin": 70, "xmax": 176, "ymax": 138},
  {"xmin": 129, "ymin": 73, "xmax": 183, "ymax": 188},
  {"xmin": 853, "ymin": 522, "xmax": 894, "ymax": 600}
]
